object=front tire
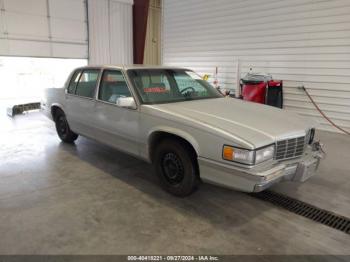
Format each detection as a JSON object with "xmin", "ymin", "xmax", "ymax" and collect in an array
[
  {"xmin": 154, "ymin": 139, "xmax": 199, "ymax": 197},
  {"xmin": 54, "ymin": 111, "xmax": 78, "ymax": 143}
]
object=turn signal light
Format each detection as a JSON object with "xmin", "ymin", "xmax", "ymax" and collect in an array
[
  {"xmin": 223, "ymin": 146, "xmax": 235, "ymax": 160},
  {"xmin": 223, "ymin": 146, "xmax": 234, "ymax": 160}
]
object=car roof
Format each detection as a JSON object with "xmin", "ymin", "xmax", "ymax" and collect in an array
[{"xmin": 76, "ymin": 64, "xmax": 190, "ymax": 71}]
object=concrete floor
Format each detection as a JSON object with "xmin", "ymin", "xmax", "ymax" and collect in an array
[{"xmin": 0, "ymin": 111, "xmax": 349, "ymax": 255}]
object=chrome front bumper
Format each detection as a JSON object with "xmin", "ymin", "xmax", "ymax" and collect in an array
[
  {"xmin": 198, "ymin": 143, "xmax": 323, "ymax": 193},
  {"xmin": 253, "ymin": 154, "xmax": 320, "ymax": 192}
]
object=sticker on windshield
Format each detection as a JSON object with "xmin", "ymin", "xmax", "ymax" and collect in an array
[{"xmin": 144, "ymin": 87, "xmax": 168, "ymax": 93}]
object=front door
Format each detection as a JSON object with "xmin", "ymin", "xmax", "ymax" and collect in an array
[{"xmin": 93, "ymin": 69, "xmax": 140, "ymax": 157}]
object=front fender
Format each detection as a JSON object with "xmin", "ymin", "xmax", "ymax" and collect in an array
[{"xmin": 147, "ymin": 126, "xmax": 200, "ymax": 156}]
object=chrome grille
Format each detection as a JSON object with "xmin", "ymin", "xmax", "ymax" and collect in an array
[{"xmin": 275, "ymin": 136, "xmax": 305, "ymax": 160}]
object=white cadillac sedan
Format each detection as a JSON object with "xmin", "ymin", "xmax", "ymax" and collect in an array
[{"xmin": 42, "ymin": 65, "xmax": 323, "ymax": 196}]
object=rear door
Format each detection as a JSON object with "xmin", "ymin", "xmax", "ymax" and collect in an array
[{"xmin": 65, "ymin": 68, "xmax": 101, "ymax": 137}]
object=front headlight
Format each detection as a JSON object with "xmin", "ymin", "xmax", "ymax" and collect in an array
[
  {"xmin": 223, "ymin": 144, "xmax": 275, "ymax": 165},
  {"xmin": 255, "ymin": 144, "xmax": 275, "ymax": 164}
]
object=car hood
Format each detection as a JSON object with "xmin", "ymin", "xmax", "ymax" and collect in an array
[{"xmin": 144, "ymin": 98, "xmax": 315, "ymax": 148}]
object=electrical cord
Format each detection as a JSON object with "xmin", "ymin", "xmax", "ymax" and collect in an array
[{"xmin": 299, "ymin": 85, "xmax": 350, "ymax": 135}]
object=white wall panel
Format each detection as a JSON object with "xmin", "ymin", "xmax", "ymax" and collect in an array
[
  {"xmin": 0, "ymin": 0, "xmax": 88, "ymax": 58},
  {"xmin": 0, "ymin": 9, "xmax": 4, "ymax": 36},
  {"xmin": 7, "ymin": 39, "xmax": 51, "ymax": 57},
  {"xmin": 109, "ymin": 0, "xmax": 133, "ymax": 64},
  {"xmin": 49, "ymin": 0, "xmax": 86, "ymax": 19},
  {"xmin": 162, "ymin": 0, "xmax": 350, "ymax": 133},
  {"xmin": 50, "ymin": 18, "xmax": 87, "ymax": 43},
  {"xmin": 0, "ymin": 39, "xmax": 8, "ymax": 53},
  {"xmin": 52, "ymin": 42, "xmax": 87, "ymax": 58},
  {"xmin": 4, "ymin": 0, "xmax": 47, "ymax": 15},
  {"xmin": 87, "ymin": 0, "xmax": 110, "ymax": 64},
  {"xmin": 88, "ymin": 0, "xmax": 133, "ymax": 65},
  {"xmin": 5, "ymin": 12, "xmax": 49, "ymax": 39}
]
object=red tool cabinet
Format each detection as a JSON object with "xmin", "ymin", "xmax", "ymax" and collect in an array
[{"xmin": 240, "ymin": 74, "xmax": 283, "ymax": 108}]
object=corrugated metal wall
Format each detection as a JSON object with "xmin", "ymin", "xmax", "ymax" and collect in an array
[
  {"xmin": 162, "ymin": 0, "xmax": 350, "ymax": 133},
  {"xmin": 0, "ymin": 0, "xmax": 88, "ymax": 58},
  {"xmin": 88, "ymin": 0, "xmax": 133, "ymax": 65}
]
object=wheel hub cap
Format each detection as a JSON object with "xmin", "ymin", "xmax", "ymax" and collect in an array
[
  {"xmin": 58, "ymin": 117, "xmax": 67, "ymax": 134},
  {"xmin": 162, "ymin": 152, "xmax": 184, "ymax": 185}
]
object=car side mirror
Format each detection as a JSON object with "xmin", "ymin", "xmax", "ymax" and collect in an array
[{"xmin": 116, "ymin": 97, "xmax": 137, "ymax": 109}]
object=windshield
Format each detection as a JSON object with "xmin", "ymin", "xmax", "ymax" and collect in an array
[{"xmin": 127, "ymin": 69, "xmax": 223, "ymax": 104}]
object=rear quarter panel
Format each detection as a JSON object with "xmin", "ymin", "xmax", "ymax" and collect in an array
[{"xmin": 42, "ymin": 88, "xmax": 66, "ymax": 120}]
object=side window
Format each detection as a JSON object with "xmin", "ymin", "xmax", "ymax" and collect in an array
[
  {"xmin": 67, "ymin": 70, "xmax": 81, "ymax": 94},
  {"xmin": 75, "ymin": 69, "xmax": 100, "ymax": 98},
  {"xmin": 98, "ymin": 70, "xmax": 131, "ymax": 103}
]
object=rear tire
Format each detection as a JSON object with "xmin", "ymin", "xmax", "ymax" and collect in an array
[
  {"xmin": 54, "ymin": 110, "xmax": 78, "ymax": 143},
  {"xmin": 154, "ymin": 139, "xmax": 199, "ymax": 197}
]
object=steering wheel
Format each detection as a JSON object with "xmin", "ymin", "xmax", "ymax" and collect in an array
[{"xmin": 180, "ymin": 87, "xmax": 196, "ymax": 94}]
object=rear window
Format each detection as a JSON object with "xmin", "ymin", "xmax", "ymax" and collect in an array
[
  {"xmin": 75, "ymin": 69, "xmax": 100, "ymax": 98},
  {"xmin": 67, "ymin": 70, "xmax": 81, "ymax": 94}
]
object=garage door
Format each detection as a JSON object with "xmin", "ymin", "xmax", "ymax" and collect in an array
[
  {"xmin": 0, "ymin": 0, "xmax": 88, "ymax": 58},
  {"xmin": 162, "ymin": 0, "xmax": 350, "ymax": 133}
]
